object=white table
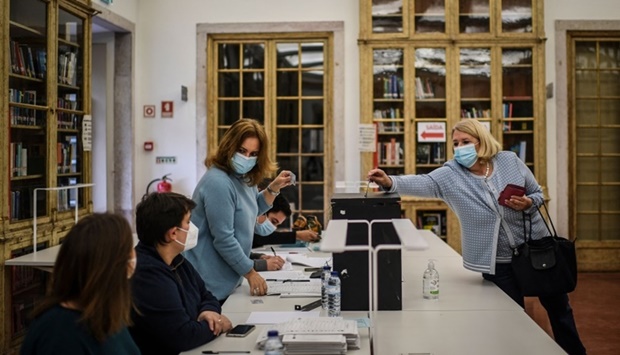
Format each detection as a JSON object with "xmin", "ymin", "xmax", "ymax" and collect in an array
[{"xmin": 182, "ymin": 230, "xmax": 565, "ymax": 355}]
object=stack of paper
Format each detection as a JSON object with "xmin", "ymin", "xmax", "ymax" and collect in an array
[
  {"xmin": 282, "ymin": 334, "xmax": 347, "ymax": 354},
  {"xmin": 286, "ymin": 254, "xmax": 331, "ymax": 268},
  {"xmin": 256, "ymin": 317, "xmax": 360, "ymax": 353}
]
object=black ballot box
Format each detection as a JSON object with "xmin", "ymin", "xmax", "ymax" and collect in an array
[{"xmin": 330, "ymin": 192, "xmax": 402, "ymax": 311}]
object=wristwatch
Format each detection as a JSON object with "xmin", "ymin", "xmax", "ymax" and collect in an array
[{"xmin": 266, "ymin": 186, "xmax": 280, "ymax": 196}]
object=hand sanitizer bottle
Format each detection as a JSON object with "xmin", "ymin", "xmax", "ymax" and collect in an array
[{"xmin": 423, "ymin": 259, "xmax": 439, "ymax": 300}]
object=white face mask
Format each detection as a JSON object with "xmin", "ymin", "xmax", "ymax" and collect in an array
[{"xmin": 175, "ymin": 221, "xmax": 199, "ymax": 251}]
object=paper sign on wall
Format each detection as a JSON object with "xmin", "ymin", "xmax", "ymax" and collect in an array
[
  {"xmin": 359, "ymin": 123, "xmax": 377, "ymax": 152},
  {"xmin": 82, "ymin": 115, "xmax": 92, "ymax": 151},
  {"xmin": 161, "ymin": 101, "xmax": 174, "ymax": 118},
  {"xmin": 417, "ymin": 122, "xmax": 446, "ymax": 143}
]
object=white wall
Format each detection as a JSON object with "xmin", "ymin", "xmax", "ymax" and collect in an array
[
  {"xmin": 131, "ymin": 0, "xmax": 359, "ymax": 201},
  {"xmin": 544, "ymin": 0, "xmax": 620, "ymax": 218},
  {"xmin": 94, "ymin": 0, "xmax": 139, "ymax": 24}
]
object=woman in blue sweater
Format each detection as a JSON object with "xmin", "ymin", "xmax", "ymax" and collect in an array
[
  {"xmin": 368, "ymin": 119, "xmax": 586, "ymax": 355},
  {"xmin": 130, "ymin": 192, "xmax": 233, "ymax": 355},
  {"xmin": 185, "ymin": 118, "xmax": 294, "ymax": 302}
]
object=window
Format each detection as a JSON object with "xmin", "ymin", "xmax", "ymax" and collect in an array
[
  {"xmin": 571, "ymin": 36, "xmax": 620, "ymax": 241},
  {"xmin": 207, "ymin": 34, "xmax": 333, "ymax": 226}
]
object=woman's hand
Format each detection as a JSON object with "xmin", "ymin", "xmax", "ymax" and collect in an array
[
  {"xmin": 367, "ymin": 169, "xmax": 393, "ymax": 190},
  {"xmin": 296, "ymin": 230, "xmax": 320, "ymax": 243},
  {"xmin": 261, "ymin": 255, "xmax": 286, "ymax": 271},
  {"xmin": 197, "ymin": 310, "xmax": 232, "ymax": 335},
  {"xmin": 244, "ymin": 269, "xmax": 267, "ymax": 296},
  {"xmin": 506, "ymin": 195, "xmax": 532, "ymax": 211},
  {"xmin": 269, "ymin": 170, "xmax": 295, "ymax": 192}
]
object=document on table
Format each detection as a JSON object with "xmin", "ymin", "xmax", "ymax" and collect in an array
[
  {"xmin": 286, "ymin": 254, "xmax": 331, "ymax": 268},
  {"xmin": 254, "ymin": 317, "xmax": 360, "ymax": 350},
  {"xmin": 257, "ymin": 270, "xmax": 306, "ymax": 280},
  {"xmin": 246, "ymin": 311, "xmax": 320, "ymax": 325}
]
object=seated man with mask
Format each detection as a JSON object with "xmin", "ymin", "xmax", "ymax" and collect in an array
[
  {"xmin": 251, "ymin": 195, "xmax": 321, "ymax": 271},
  {"xmin": 130, "ymin": 192, "xmax": 233, "ymax": 355}
]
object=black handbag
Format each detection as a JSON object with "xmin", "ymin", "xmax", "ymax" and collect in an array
[{"xmin": 510, "ymin": 203, "xmax": 578, "ymax": 297}]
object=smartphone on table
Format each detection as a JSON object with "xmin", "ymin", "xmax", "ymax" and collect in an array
[{"xmin": 226, "ymin": 324, "xmax": 256, "ymax": 337}]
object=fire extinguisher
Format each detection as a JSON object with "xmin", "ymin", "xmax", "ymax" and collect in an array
[{"xmin": 145, "ymin": 174, "xmax": 172, "ymax": 197}]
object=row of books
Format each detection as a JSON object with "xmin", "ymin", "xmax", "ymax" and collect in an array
[
  {"xmin": 57, "ymin": 136, "xmax": 79, "ymax": 174},
  {"xmin": 509, "ymin": 141, "xmax": 527, "ymax": 163},
  {"xmin": 375, "ymin": 74, "xmax": 404, "ymax": 99},
  {"xmin": 376, "ymin": 138, "xmax": 404, "ymax": 166},
  {"xmin": 415, "ymin": 76, "xmax": 436, "ymax": 99},
  {"xmin": 59, "ymin": 50, "xmax": 79, "ymax": 86},
  {"xmin": 416, "ymin": 143, "xmax": 446, "ymax": 165},
  {"xmin": 9, "ymin": 40, "xmax": 47, "ymax": 79},
  {"xmin": 9, "ymin": 143, "xmax": 44, "ymax": 178},
  {"xmin": 373, "ymin": 107, "xmax": 402, "ymax": 119},
  {"xmin": 58, "ymin": 178, "xmax": 79, "ymax": 211},
  {"xmin": 375, "ymin": 121, "xmax": 404, "ymax": 133},
  {"xmin": 461, "ymin": 107, "xmax": 491, "ymax": 118},
  {"xmin": 416, "ymin": 211, "xmax": 447, "ymax": 237},
  {"xmin": 58, "ymin": 93, "xmax": 80, "ymax": 129}
]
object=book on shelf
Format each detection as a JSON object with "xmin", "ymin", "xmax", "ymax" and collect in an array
[
  {"xmin": 509, "ymin": 141, "xmax": 527, "ymax": 163},
  {"xmin": 431, "ymin": 143, "xmax": 446, "ymax": 164},
  {"xmin": 414, "ymin": 77, "xmax": 435, "ymax": 99},
  {"xmin": 416, "ymin": 144, "xmax": 431, "ymax": 164},
  {"xmin": 418, "ymin": 212, "xmax": 442, "ymax": 237}
]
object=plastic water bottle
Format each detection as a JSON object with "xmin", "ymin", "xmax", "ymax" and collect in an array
[
  {"xmin": 423, "ymin": 259, "xmax": 439, "ymax": 300},
  {"xmin": 320, "ymin": 265, "xmax": 331, "ymax": 309},
  {"xmin": 264, "ymin": 329, "xmax": 284, "ymax": 355},
  {"xmin": 327, "ymin": 271, "xmax": 341, "ymax": 317}
]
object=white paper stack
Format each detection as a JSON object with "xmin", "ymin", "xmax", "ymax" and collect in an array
[{"xmin": 255, "ymin": 317, "xmax": 360, "ymax": 353}]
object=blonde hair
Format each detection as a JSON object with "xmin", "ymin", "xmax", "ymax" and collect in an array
[
  {"xmin": 207, "ymin": 118, "xmax": 278, "ymax": 186},
  {"xmin": 452, "ymin": 119, "xmax": 502, "ymax": 162}
]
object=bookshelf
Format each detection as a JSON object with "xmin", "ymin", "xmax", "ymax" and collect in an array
[
  {"xmin": 1, "ymin": 0, "xmax": 93, "ymax": 351},
  {"xmin": 360, "ymin": 0, "xmax": 546, "ymax": 252}
]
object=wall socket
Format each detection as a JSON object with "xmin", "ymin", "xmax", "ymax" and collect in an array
[{"xmin": 156, "ymin": 156, "xmax": 176, "ymax": 164}]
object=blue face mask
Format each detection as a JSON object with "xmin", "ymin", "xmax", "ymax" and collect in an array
[
  {"xmin": 254, "ymin": 218, "xmax": 277, "ymax": 236},
  {"xmin": 231, "ymin": 153, "xmax": 257, "ymax": 175},
  {"xmin": 454, "ymin": 143, "xmax": 478, "ymax": 168}
]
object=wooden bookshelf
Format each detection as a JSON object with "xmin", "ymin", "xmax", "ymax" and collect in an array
[
  {"xmin": 0, "ymin": 0, "xmax": 94, "ymax": 351},
  {"xmin": 360, "ymin": 0, "xmax": 546, "ymax": 251}
]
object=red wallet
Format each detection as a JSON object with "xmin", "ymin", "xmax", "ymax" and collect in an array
[{"xmin": 498, "ymin": 184, "xmax": 526, "ymax": 206}]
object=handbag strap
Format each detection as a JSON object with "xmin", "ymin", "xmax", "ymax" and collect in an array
[{"xmin": 535, "ymin": 202, "xmax": 557, "ymax": 237}]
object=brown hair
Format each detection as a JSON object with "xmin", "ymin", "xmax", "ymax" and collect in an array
[
  {"xmin": 32, "ymin": 213, "xmax": 134, "ymax": 342},
  {"xmin": 206, "ymin": 118, "xmax": 278, "ymax": 186},
  {"xmin": 452, "ymin": 119, "xmax": 502, "ymax": 163}
]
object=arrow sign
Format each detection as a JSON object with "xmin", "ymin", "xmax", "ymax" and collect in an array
[{"xmin": 417, "ymin": 122, "xmax": 446, "ymax": 142}]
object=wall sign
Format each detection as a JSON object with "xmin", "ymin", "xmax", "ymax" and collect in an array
[
  {"xmin": 417, "ymin": 122, "xmax": 446, "ymax": 142},
  {"xmin": 161, "ymin": 101, "xmax": 174, "ymax": 118},
  {"xmin": 143, "ymin": 105, "xmax": 155, "ymax": 118}
]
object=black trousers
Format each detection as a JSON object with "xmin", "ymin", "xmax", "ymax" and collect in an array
[{"xmin": 483, "ymin": 263, "xmax": 587, "ymax": 355}]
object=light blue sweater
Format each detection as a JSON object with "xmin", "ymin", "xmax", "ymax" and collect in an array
[
  {"xmin": 185, "ymin": 167, "xmax": 271, "ymax": 300},
  {"xmin": 389, "ymin": 151, "xmax": 547, "ymax": 274}
]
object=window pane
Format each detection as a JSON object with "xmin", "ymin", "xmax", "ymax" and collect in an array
[
  {"xmin": 301, "ymin": 184, "xmax": 324, "ymax": 211},
  {"xmin": 601, "ymin": 129, "xmax": 620, "ymax": 155},
  {"xmin": 575, "ymin": 41, "xmax": 597, "ymax": 69},
  {"xmin": 601, "ymin": 185, "xmax": 620, "ymax": 210},
  {"xmin": 301, "ymin": 71, "xmax": 323, "ymax": 96},
  {"xmin": 243, "ymin": 43, "xmax": 264, "ymax": 69},
  {"xmin": 301, "ymin": 43, "xmax": 323, "ymax": 69},
  {"xmin": 302, "ymin": 129, "xmax": 324, "ymax": 153},
  {"xmin": 599, "ymin": 70, "xmax": 620, "ymax": 96},
  {"xmin": 277, "ymin": 43, "xmax": 298, "ymax": 68},
  {"xmin": 501, "ymin": 0, "xmax": 532, "ymax": 33},
  {"xmin": 277, "ymin": 128, "xmax": 299, "ymax": 153},
  {"xmin": 576, "ymin": 99, "xmax": 597, "ymax": 125},
  {"xmin": 277, "ymin": 156, "xmax": 300, "ymax": 175},
  {"xmin": 600, "ymin": 99, "xmax": 620, "ymax": 125},
  {"xmin": 302, "ymin": 156, "xmax": 323, "ymax": 182},
  {"xmin": 598, "ymin": 41, "xmax": 620, "ymax": 69},
  {"xmin": 218, "ymin": 43, "xmax": 240, "ymax": 69},
  {"xmin": 576, "ymin": 127, "xmax": 599, "ymax": 154},
  {"xmin": 414, "ymin": 0, "xmax": 445, "ymax": 33},
  {"xmin": 218, "ymin": 73, "xmax": 239, "ymax": 97},
  {"xmin": 277, "ymin": 72, "xmax": 299, "ymax": 96},
  {"xmin": 242, "ymin": 72, "xmax": 264, "ymax": 97},
  {"xmin": 459, "ymin": 0, "xmax": 490, "ymax": 34},
  {"xmin": 602, "ymin": 156, "xmax": 620, "ymax": 182},
  {"xmin": 372, "ymin": 0, "xmax": 404, "ymax": 34},
  {"xmin": 301, "ymin": 99, "xmax": 323, "ymax": 125},
  {"xmin": 576, "ymin": 214, "xmax": 599, "ymax": 240},
  {"xmin": 576, "ymin": 157, "xmax": 598, "ymax": 183},
  {"xmin": 575, "ymin": 71, "xmax": 597, "ymax": 97},
  {"xmin": 601, "ymin": 215, "xmax": 620, "ymax": 240},
  {"xmin": 277, "ymin": 99, "xmax": 299, "ymax": 125},
  {"xmin": 242, "ymin": 100, "xmax": 264, "ymax": 123},
  {"xmin": 577, "ymin": 185, "xmax": 599, "ymax": 212},
  {"xmin": 218, "ymin": 101, "xmax": 239, "ymax": 125}
]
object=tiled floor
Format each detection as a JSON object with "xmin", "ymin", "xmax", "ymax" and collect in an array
[{"xmin": 525, "ymin": 272, "xmax": 620, "ymax": 355}]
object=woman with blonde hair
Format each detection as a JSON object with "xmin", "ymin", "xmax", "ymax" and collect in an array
[
  {"xmin": 368, "ymin": 118, "xmax": 586, "ymax": 355},
  {"xmin": 185, "ymin": 118, "xmax": 294, "ymax": 303},
  {"xmin": 21, "ymin": 213, "xmax": 139, "ymax": 354}
]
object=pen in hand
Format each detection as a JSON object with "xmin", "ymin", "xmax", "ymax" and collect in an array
[{"xmin": 270, "ymin": 246, "xmax": 277, "ymax": 257}]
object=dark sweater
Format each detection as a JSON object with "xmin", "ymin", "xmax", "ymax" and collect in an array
[
  {"xmin": 21, "ymin": 305, "xmax": 139, "ymax": 355},
  {"xmin": 130, "ymin": 242, "xmax": 221, "ymax": 355}
]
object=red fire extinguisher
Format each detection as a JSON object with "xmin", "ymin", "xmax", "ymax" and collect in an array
[{"xmin": 145, "ymin": 174, "xmax": 172, "ymax": 197}]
